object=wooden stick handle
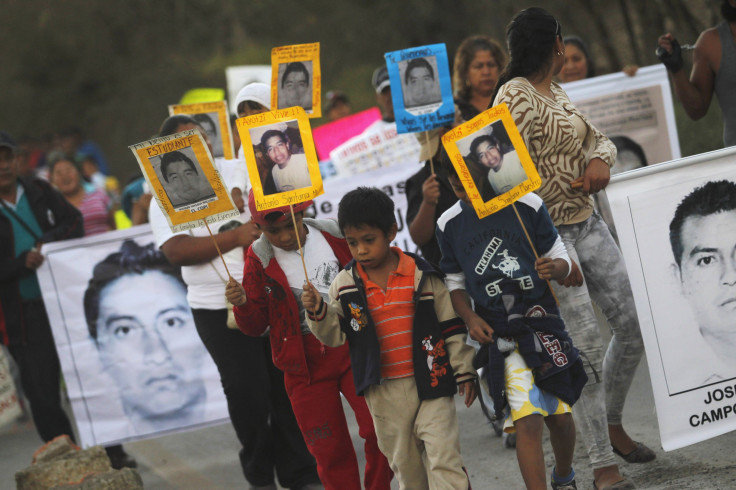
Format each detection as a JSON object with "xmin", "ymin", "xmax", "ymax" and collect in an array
[{"xmin": 204, "ymin": 219, "xmax": 233, "ymax": 281}]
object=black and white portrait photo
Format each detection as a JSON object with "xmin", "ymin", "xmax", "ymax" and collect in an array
[
  {"xmin": 277, "ymin": 61, "xmax": 313, "ymax": 111},
  {"xmin": 192, "ymin": 112, "xmax": 224, "ymax": 158},
  {"xmin": 36, "ymin": 227, "xmax": 228, "ymax": 446},
  {"xmin": 153, "ymin": 148, "xmax": 216, "ymax": 209},
  {"xmin": 456, "ymin": 121, "xmax": 527, "ymax": 202},
  {"xmin": 398, "ymin": 56, "xmax": 442, "ymax": 110}
]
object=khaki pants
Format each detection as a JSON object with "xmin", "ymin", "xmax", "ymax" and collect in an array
[{"xmin": 364, "ymin": 377, "xmax": 468, "ymax": 490}]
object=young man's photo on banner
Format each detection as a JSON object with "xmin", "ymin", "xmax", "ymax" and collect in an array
[
  {"xmin": 442, "ymin": 103, "xmax": 541, "ymax": 219},
  {"xmin": 168, "ymin": 101, "xmax": 235, "ymax": 160},
  {"xmin": 384, "ymin": 43, "xmax": 455, "ymax": 134},
  {"xmin": 271, "ymin": 42, "xmax": 321, "ymax": 118}
]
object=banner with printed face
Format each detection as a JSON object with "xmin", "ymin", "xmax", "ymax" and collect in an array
[
  {"xmin": 562, "ymin": 64, "xmax": 680, "ymax": 172},
  {"xmin": 169, "ymin": 101, "xmax": 235, "ymax": 160},
  {"xmin": 384, "ymin": 44, "xmax": 454, "ymax": 134},
  {"xmin": 36, "ymin": 226, "xmax": 229, "ymax": 447},
  {"xmin": 442, "ymin": 104, "xmax": 541, "ymax": 219},
  {"xmin": 237, "ymin": 106, "xmax": 322, "ymax": 211},
  {"xmin": 271, "ymin": 43, "xmax": 321, "ymax": 118},
  {"xmin": 605, "ymin": 146, "xmax": 736, "ymax": 451},
  {"xmin": 308, "ymin": 163, "xmax": 421, "ymax": 255},
  {"xmin": 129, "ymin": 129, "xmax": 239, "ymax": 233}
]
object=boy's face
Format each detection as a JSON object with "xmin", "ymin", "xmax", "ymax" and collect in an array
[
  {"xmin": 343, "ymin": 223, "xmax": 397, "ymax": 270},
  {"xmin": 448, "ymin": 174, "xmax": 471, "ymax": 207},
  {"xmin": 258, "ymin": 212, "xmax": 306, "ymax": 252}
]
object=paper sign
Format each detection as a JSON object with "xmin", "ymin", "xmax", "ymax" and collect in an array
[
  {"xmin": 129, "ymin": 129, "xmax": 238, "ymax": 232},
  {"xmin": 271, "ymin": 43, "xmax": 321, "ymax": 118},
  {"xmin": 384, "ymin": 43, "xmax": 454, "ymax": 134},
  {"xmin": 237, "ymin": 106, "xmax": 323, "ymax": 210},
  {"xmin": 605, "ymin": 146, "xmax": 736, "ymax": 450},
  {"xmin": 312, "ymin": 107, "xmax": 381, "ymax": 161},
  {"xmin": 168, "ymin": 101, "xmax": 235, "ymax": 160},
  {"xmin": 442, "ymin": 103, "xmax": 540, "ymax": 219}
]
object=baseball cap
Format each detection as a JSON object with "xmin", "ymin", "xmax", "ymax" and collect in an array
[
  {"xmin": 0, "ymin": 131, "xmax": 17, "ymax": 151},
  {"xmin": 235, "ymin": 83, "xmax": 271, "ymax": 113},
  {"xmin": 248, "ymin": 189, "xmax": 312, "ymax": 226},
  {"xmin": 371, "ymin": 66, "xmax": 390, "ymax": 94}
]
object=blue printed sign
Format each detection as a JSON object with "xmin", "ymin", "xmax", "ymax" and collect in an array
[{"xmin": 384, "ymin": 44, "xmax": 454, "ymax": 134}]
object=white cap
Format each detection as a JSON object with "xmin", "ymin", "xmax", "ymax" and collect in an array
[{"xmin": 235, "ymin": 82, "xmax": 271, "ymax": 112}]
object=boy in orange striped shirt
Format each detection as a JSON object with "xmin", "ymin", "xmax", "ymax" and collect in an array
[{"xmin": 302, "ymin": 187, "xmax": 477, "ymax": 490}]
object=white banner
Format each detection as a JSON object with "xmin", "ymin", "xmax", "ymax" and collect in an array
[
  {"xmin": 310, "ymin": 163, "xmax": 421, "ymax": 255},
  {"xmin": 37, "ymin": 226, "xmax": 229, "ymax": 447},
  {"xmin": 606, "ymin": 146, "xmax": 736, "ymax": 450},
  {"xmin": 564, "ymin": 64, "xmax": 680, "ymax": 169}
]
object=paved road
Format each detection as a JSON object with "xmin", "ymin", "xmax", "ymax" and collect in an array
[{"xmin": 2, "ymin": 355, "xmax": 735, "ymax": 489}]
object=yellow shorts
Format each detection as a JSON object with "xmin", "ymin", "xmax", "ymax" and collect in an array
[{"xmin": 502, "ymin": 348, "xmax": 571, "ymax": 433}]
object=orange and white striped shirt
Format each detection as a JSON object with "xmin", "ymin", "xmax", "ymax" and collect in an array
[{"xmin": 357, "ymin": 248, "xmax": 416, "ymax": 380}]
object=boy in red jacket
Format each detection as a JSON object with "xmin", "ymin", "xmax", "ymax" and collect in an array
[{"xmin": 226, "ymin": 191, "xmax": 392, "ymax": 490}]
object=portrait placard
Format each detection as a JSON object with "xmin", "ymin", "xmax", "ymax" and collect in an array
[
  {"xmin": 36, "ymin": 226, "xmax": 229, "ymax": 447},
  {"xmin": 237, "ymin": 106, "xmax": 323, "ymax": 211},
  {"xmin": 271, "ymin": 42, "xmax": 321, "ymax": 118},
  {"xmin": 168, "ymin": 101, "xmax": 235, "ymax": 160},
  {"xmin": 129, "ymin": 129, "xmax": 238, "ymax": 233},
  {"xmin": 384, "ymin": 44, "xmax": 454, "ymax": 134},
  {"xmin": 605, "ymin": 146, "xmax": 736, "ymax": 451},
  {"xmin": 442, "ymin": 103, "xmax": 540, "ymax": 218}
]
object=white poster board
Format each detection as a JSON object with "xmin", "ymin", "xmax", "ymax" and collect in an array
[
  {"xmin": 563, "ymin": 64, "xmax": 681, "ymax": 168},
  {"xmin": 606, "ymin": 146, "xmax": 736, "ymax": 450},
  {"xmin": 225, "ymin": 65, "xmax": 272, "ymax": 115},
  {"xmin": 37, "ymin": 226, "xmax": 229, "ymax": 447}
]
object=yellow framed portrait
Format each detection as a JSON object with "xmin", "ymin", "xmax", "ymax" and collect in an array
[
  {"xmin": 271, "ymin": 43, "xmax": 321, "ymax": 118},
  {"xmin": 168, "ymin": 100, "xmax": 235, "ymax": 160},
  {"xmin": 441, "ymin": 103, "xmax": 541, "ymax": 218},
  {"xmin": 129, "ymin": 129, "xmax": 238, "ymax": 232},
  {"xmin": 237, "ymin": 106, "xmax": 323, "ymax": 211}
]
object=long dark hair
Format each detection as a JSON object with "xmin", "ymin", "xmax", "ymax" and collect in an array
[{"xmin": 491, "ymin": 7, "xmax": 560, "ymax": 105}]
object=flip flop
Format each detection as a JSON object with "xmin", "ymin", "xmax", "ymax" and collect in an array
[
  {"xmin": 593, "ymin": 478, "xmax": 637, "ymax": 489},
  {"xmin": 612, "ymin": 441, "xmax": 656, "ymax": 463}
]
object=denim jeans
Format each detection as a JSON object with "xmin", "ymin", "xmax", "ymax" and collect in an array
[{"xmin": 551, "ymin": 211, "xmax": 644, "ymax": 469}]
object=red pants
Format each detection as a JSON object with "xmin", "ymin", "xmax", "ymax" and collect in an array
[{"xmin": 284, "ymin": 334, "xmax": 392, "ymax": 490}]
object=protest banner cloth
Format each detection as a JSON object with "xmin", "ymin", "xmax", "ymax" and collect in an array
[
  {"xmin": 329, "ymin": 117, "xmax": 421, "ymax": 178},
  {"xmin": 384, "ymin": 44, "xmax": 454, "ymax": 135},
  {"xmin": 562, "ymin": 64, "xmax": 681, "ymax": 169},
  {"xmin": 225, "ymin": 64, "xmax": 271, "ymax": 114},
  {"xmin": 237, "ymin": 106, "xmax": 322, "ymax": 212},
  {"xmin": 0, "ymin": 347, "xmax": 22, "ymax": 429},
  {"xmin": 271, "ymin": 43, "xmax": 321, "ymax": 118},
  {"xmin": 169, "ymin": 100, "xmax": 235, "ymax": 160},
  {"xmin": 130, "ymin": 129, "xmax": 239, "ymax": 277},
  {"xmin": 605, "ymin": 146, "xmax": 736, "ymax": 451},
  {"xmin": 36, "ymin": 225, "xmax": 230, "ymax": 447},
  {"xmin": 313, "ymin": 107, "xmax": 381, "ymax": 161}
]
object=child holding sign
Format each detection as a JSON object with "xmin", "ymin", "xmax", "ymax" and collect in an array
[
  {"xmin": 225, "ymin": 191, "xmax": 392, "ymax": 490},
  {"xmin": 435, "ymin": 156, "xmax": 585, "ymax": 490},
  {"xmin": 301, "ymin": 187, "xmax": 477, "ymax": 490}
]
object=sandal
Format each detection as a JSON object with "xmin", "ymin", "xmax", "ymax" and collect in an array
[
  {"xmin": 611, "ymin": 441, "xmax": 656, "ymax": 463},
  {"xmin": 593, "ymin": 478, "xmax": 636, "ymax": 489}
]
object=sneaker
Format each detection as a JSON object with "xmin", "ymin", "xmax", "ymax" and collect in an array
[
  {"xmin": 104, "ymin": 444, "xmax": 137, "ymax": 469},
  {"xmin": 551, "ymin": 479, "xmax": 577, "ymax": 490}
]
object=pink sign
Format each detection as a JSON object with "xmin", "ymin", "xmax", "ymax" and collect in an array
[{"xmin": 313, "ymin": 107, "xmax": 381, "ymax": 160}]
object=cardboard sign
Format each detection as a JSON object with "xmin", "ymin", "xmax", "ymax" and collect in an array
[
  {"xmin": 168, "ymin": 101, "xmax": 235, "ymax": 160},
  {"xmin": 129, "ymin": 129, "xmax": 238, "ymax": 232},
  {"xmin": 605, "ymin": 146, "xmax": 736, "ymax": 451},
  {"xmin": 271, "ymin": 43, "xmax": 321, "ymax": 118},
  {"xmin": 237, "ymin": 106, "xmax": 323, "ymax": 211},
  {"xmin": 442, "ymin": 104, "xmax": 540, "ymax": 219},
  {"xmin": 384, "ymin": 43, "xmax": 454, "ymax": 134}
]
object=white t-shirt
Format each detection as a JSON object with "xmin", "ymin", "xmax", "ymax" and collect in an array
[
  {"xmin": 148, "ymin": 157, "xmax": 249, "ymax": 310},
  {"xmin": 271, "ymin": 153, "xmax": 311, "ymax": 192},
  {"xmin": 272, "ymin": 225, "xmax": 340, "ymax": 334}
]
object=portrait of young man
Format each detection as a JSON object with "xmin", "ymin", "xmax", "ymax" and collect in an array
[
  {"xmin": 278, "ymin": 61, "xmax": 313, "ymax": 111},
  {"xmin": 401, "ymin": 57, "xmax": 442, "ymax": 109},
  {"xmin": 84, "ymin": 240, "xmax": 209, "ymax": 434},
  {"xmin": 158, "ymin": 149, "xmax": 216, "ymax": 208},
  {"xmin": 193, "ymin": 113, "xmax": 224, "ymax": 158},
  {"xmin": 669, "ymin": 179, "xmax": 736, "ymax": 386},
  {"xmin": 255, "ymin": 125, "xmax": 311, "ymax": 195}
]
